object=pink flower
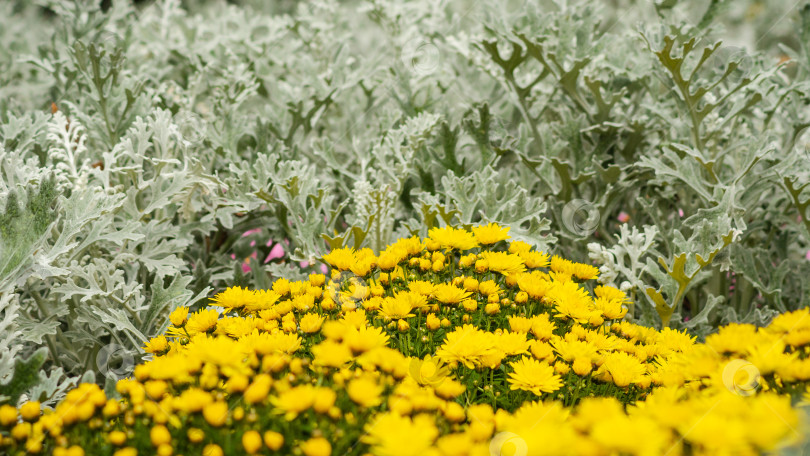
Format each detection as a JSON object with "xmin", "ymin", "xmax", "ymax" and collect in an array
[
  {"xmin": 300, "ymin": 261, "xmax": 310, "ymax": 268},
  {"xmin": 617, "ymin": 212, "xmax": 630, "ymax": 223},
  {"xmin": 266, "ymin": 239, "xmax": 273, "ymax": 247},
  {"xmin": 678, "ymin": 208, "xmax": 684, "ymax": 217},
  {"xmin": 264, "ymin": 243, "xmax": 285, "ymax": 263},
  {"xmin": 320, "ymin": 264, "xmax": 328, "ymax": 274},
  {"xmin": 242, "ymin": 228, "xmax": 262, "ymax": 237},
  {"xmin": 242, "ymin": 252, "xmax": 258, "ymax": 272},
  {"xmin": 805, "ymin": 250, "xmax": 810, "ymax": 261},
  {"xmin": 250, "ymin": 240, "xmax": 256, "ymax": 247}
]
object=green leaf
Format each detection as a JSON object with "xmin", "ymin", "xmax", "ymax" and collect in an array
[{"xmin": 0, "ymin": 347, "xmax": 48, "ymax": 405}]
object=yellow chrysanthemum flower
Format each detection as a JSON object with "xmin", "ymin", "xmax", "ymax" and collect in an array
[
  {"xmin": 343, "ymin": 325, "xmax": 389, "ymax": 354},
  {"xmin": 379, "ymin": 291, "xmax": 426, "ymax": 320},
  {"xmin": 299, "ymin": 312, "xmax": 326, "ymax": 333},
  {"xmin": 428, "ymin": 226, "xmax": 479, "ymax": 251},
  {"xmin": 210, "ymin": 286, "xmax": 256, "ymax": 312},
  {"xmin": 272, "ymin": 385, "xmax": 316, "ymax": 420},
  {"xmin": 471, "ymin": 223, "xmax": 510, "ymax": 245},
  {"xmin": 433, "ymin": 283, "xmax": 471, "ymax": 304},
  {"xmin": 169, "ymin": 306, "xmax": 189, "ymax": 326},
  {"xmin": 598, "ymin": 351, "xmax": 647, "ymax": 387},
  {"xmin": 507, "ymin": 357, "xmax": 563, "ymax": 395},
  {"xmin": 436, "ymin": 325, "xmax": 498, "ymax": 369},
  {"xmin": 322, "ymin": 248, "xmax": 356, "ymax": 271},
  {"xmin": 347, "ymin": 375, "xmax": 384, "ymax": 407},
  {"xmin": 478, "ymin": 251, "xmax": 526, "ymax": 276},
  {"xmin": 312, "ymin": 340, "xmax": 353, "ymax": 368},
  {"xmin": 143, "ymin": 336, "xmax": 169, "ymax": 354},
  {"xmin": 362, "ymin": 413, "xmax": 439, "ymax": 456},
  {"xmin": 186, "ymin": 309, "xmax": 220, "ymax": 334}
]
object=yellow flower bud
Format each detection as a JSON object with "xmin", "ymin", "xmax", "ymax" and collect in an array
[
  {"xmin": 66, "ymin": 446, "xmax": 85, "ymax": 456},
  {"xmin": 19, "ymin": 401, "xmax": 40, "ymax": 422},
  {"xmin": 554, "ymin": 361, "xmax": 571, "ymax": 375},
  {"xmin": 23, "ymin": 438, "xmax": 41, "ymax": 454},
  {"xmin": 313, "ymin": 388, "xmax": 336, "ymax": 414},
  {"xmin": 263, "ymin": 431, "xmax": 284, "ymax": 450},
  {"xmin": 443, "ymin": 402, "xmax": 466, "ymax": 423},
  {"xmin": 169, "ymin": 306, "xmax": 189, "ymax": 326},
  {"xmin": 242, "ymin": 430, "xmax": 263, "ymax": 454},
  {"xmin": 588, "ymin": 314, "xmax": 605, "ymax": 327},
  {"xmin": 463, "ymin": 277, "xmax": 479, "ymax": 291},
  {"xmin": 113, "ymin": 447, "xmax": 137, "ymax": 456},
  {"xmin": 145, "ymin": 381, "xmax": 167, "ymax": 400},
  {"xmin": 244, "ymin": 374, "xmax": 272, "ymax": 405},
  {"xmin": 309, "ymin": 273, "xmax": 326, "ymax": 287},
  {"xmin": 108, "ymin": 430, "xmax": 127, "ymax": 446},
  {"xmin": 461, "ymin": 299, "xmax": 477, "ymax": 312},
  {"xmin": 426, "ymin": 313, "xmax": 441, "ymax": 331},
  {"xmin": 203, "ymin": 444, "xmax": 224, "ymax": 456},
  {"xmin": 459, "ymin": 254, "xmax": 476, "ymax": 268},
  {"xmin": 320, "ymin": 297, "xmax": 336, "ymax": 311},
  {"xmin": 75, "ymin": 402, "xmax": 95, "ymax": 422},
  {"xmin": 11, "ymin": 422, "xmax": 30, "ymax": 440},
  {"xmin": 102, "ymin": 400, "xmax": 121, "ymax": 417},
  {"xmin": 0, "ymin": 404, "xmax": 18, "ymax": 426},
  {"xmin": 431, "ymin": 251, "xmax": 445, "ymax": 263},
  {"xmin": 187, "ymin": 428, "xmax": 204, "ymax": 443},
  {"xmin": 301, "ymin": 437, "xmax": 332, "ymax": 456},
  {"xmin": 226, "ymin": 374, "xmax": 249, "ymax": 393},
  {"xmin": 327, "ymin": 406, "xmax": 341, "ymax": 420},
  {"xmin": 572, "ymin": 358, "xmax": 592, "ymax": 376},
  {"xmin": 150, "ymin": 425, "xmax": 171, "ymax": 447},
  {"xmin": 202, "ymin": 401, "xmax": 228, "ymax": 427}
]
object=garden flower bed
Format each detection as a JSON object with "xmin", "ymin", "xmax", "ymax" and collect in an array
[
  {"xmin": 2, "ymin": 225, "xmax": 807, "ymax": 455},
  {"xmin": 3, "ymin": 0, "xmax": 810, "ymax": 454}
]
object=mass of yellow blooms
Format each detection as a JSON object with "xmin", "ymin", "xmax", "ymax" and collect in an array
[{"xmin": 2, "ymin": 224, "xmax": 809, "ymax": 455}]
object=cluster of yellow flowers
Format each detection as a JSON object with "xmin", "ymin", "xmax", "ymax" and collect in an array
[{"xmin": 1, "ymin": 224, "xmax": 808, "ymax": 455}]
